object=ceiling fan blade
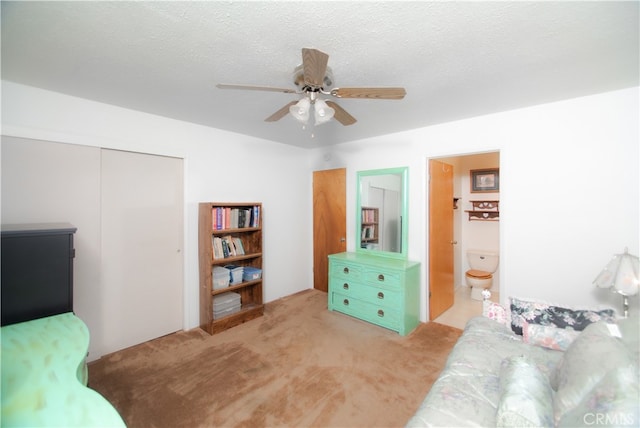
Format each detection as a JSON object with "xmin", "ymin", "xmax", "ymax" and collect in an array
[
  {"xmin": 331, "ymin": 87, "xmax": 406, "ymax": 100},
  {"xmin": 217, "ymin": 83, "xmax": 297, "ymax": 94},
  {"xmin": 265, "ymin": 101, "xmax": 297, "ymax": 122},
  {"xmin": 325, "ymin": 101, "xmax": 357, "ymax": 126},
  {"xmin": 302, "ymin": 48, "xmax": 329, "ymax": 87}
]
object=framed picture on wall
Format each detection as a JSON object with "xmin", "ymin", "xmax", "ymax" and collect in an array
[{"xmin": 470, "ymin": 168, "xmax": 499, "ymax": 192}]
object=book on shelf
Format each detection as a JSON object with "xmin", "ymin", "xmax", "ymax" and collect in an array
[
  {"xmin": 212, "ymin": 237, "xmax": 223, "ymax": 259},
  {"xmin": 211, "ymin": 205, "xmax": 261, "ymax": 230},
  {"xmin": 362, "ymin": 208, "xmax": 377, "ymax": 223},
  {"xmin": 361, "ymin": 225, "xmax": 376, "ymax": 239},
  {"xmin": 232, "ymin": 237, "xmax": 245, "ymax": 255},
  {"xmin": 212, "ymin": 235, "xmax": 246, "ymax": 260},
  {"xmin": 238, "ymin": 209, "xmax": 247, "ymax": 228},
  {"xmin": 253, "ymin": 205, "xmax": 260, "ymax": 227},
  {"xmin": 222, "ymin": 235, "xmax": 237, "ymax": 257}
]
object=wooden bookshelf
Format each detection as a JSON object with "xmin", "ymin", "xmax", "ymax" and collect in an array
[
  {"xmin": 198, "ymin": 202, "xmax": 263, "ymax": 334},
  {"xmin": 360, "ymin": 206, "xmax": 379, "ymax": 247}
]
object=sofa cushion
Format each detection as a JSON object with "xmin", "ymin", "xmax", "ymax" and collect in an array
[
  {"xmin": 509, "ymin": 297, "xmax": 615, "ymax": 336},
  {"xmin": 496, "ymin": 355, "xmax": 554, "ymax": 427},
  {"xmin": 405, "ymin": 317, "xmax": 563, "ymax": 428},
  {"xmin": 617, "ymin": 315, "xmax": 640, "ymax": 361},
  {"xmin": 557, "ymin": 363, "xmax": 639, "ymax": 427},
  {"xmin": 523, "ymin": 322, "xmax": 580, "ymax": 351},
  {"xmin": 553, "ymin": 321, "xmax": 636, "ymax": 423}
]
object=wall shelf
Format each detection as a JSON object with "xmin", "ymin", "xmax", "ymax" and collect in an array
[{"xmin": 465, "ymin": 200, "xmax": 499, "ymax": 221}]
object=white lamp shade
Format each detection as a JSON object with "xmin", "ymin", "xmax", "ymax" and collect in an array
[
  {"xmin": 289, "ymin": 98, "xmax": 310, "ymax": 123},
  {"xmin": 314, "ymin": 99, "xmax": 335, "ymax": 125},
  {"xmin": 594, "ymin": 249, "xmax": 640, "ymax": 296}
]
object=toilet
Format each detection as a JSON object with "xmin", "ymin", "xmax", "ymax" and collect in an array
[{"xmin": 465, "ymin": 249, "xmax": 499, "ymax": 300}]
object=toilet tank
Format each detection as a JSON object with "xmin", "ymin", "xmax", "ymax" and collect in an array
[{"xmin": 467, "ymin": 249, "xmax": 499, "ymax": 272}]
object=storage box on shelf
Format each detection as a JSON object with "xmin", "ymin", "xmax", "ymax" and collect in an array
[
  {"xmin": 225, "ymin": 265, "xmax": 244, "ymax": 285},
  {"xmin": 199, "ymin": 202, "xmax": 264, "ymax": 335},
  {"xmin": 212, "ymin": 266, "xmax": 230, "ymax": 290},
  {"xmin": 243, "ymin": 267, "xmax": 262, "ymax": 282},
  {"xmin": 213, "ymin": 292, "xmax": 241, "ymax": 320}
]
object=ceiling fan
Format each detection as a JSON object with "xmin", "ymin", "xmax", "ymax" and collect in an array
[{"xmin": 217, "ymin": 48, "xmax": 406, "ymax": 126}]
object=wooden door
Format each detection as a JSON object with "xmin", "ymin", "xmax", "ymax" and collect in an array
[
  {"xmin": 313, "ymin": 168, "xmax": 346, "ymax": 292},
  {"xmin": 101, "ymin": 149, "xmax": 184, "ymax": 353},
  {"xmin": 429, "ymin": 159, "xmax": 455, "ymax": 320}
]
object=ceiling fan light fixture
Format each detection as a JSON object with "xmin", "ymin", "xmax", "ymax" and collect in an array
[
  {"xmin": 289, "ymin": 98, "xmax": 310, "ymax": 123},
  {"xmin": 314, "ymin": 99, "xmax": 335, "ymax": 125},
  {"xmin": 218, "ymin": 48, "xmax": 405, "ymax": 129}
]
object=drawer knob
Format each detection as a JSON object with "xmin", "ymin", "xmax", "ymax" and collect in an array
[
  {"xmin": 343, "ymin": 299, "xmax": 349, "ymax": 306},
  {"xmin": 378, "ymin": 274, "xmax": 385, "ymax": 281},
  {"xmin": 377, "ymin": 309, "xmax": 385, "ymax": 317},
  {"xmin": 343, "ymin": 283, "xmax": 349, "ymax": 290},
  {"xmin": 343, "ymin": 267, "xmax": 349, "ymax": 274},
  {"xmin": 377, "ymin": 291, "xmax": 384, "ymax": 299}
]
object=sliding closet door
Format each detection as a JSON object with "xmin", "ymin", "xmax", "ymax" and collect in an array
[
  {"xmin": 1, "ymin": 137, "xmax": 103, "ymax": 358},
  {"xmin": 101, "ymin": 149, "xmax": 183, "ymax": 353}
]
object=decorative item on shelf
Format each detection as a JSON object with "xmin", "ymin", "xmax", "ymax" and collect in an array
[
  {"xmin": 465, "ymin": 200, "xmax": 500, "ymax": 221},
  {"xmin": 593, "ymin": 247, "xmax": 639, "ymax": 318}
]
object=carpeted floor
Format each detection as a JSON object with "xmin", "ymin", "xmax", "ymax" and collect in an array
[{"xmin": 88, "ymin": 289, "xmax": 462, "ymax": 428}]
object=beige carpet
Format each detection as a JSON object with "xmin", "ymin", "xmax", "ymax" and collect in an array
[{"xmin": 88, "ymin": 289, "xmax": 462, "ymax": 428}]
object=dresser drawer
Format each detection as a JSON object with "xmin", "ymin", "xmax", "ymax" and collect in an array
[
  {"xmin": 363, "ymin": 268, "xmax": 402, "ymax": 288},
  {"xmin": 331, "ymin": 292, "xmax": 400, "ymax": 330},
  {"xmin": 333, "ymin": 279, "xmax": 401, "ymax": 307},
  {"xmin": 329, "ymin": 260, "xmax": 363, "ymax": 281}
]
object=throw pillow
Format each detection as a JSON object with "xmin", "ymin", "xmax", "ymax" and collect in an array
[
  {"xmin": 523, "ymin": 322, "xmax": 580, "ymax": 351},
  {"xmin": 483, "ymin": 300, "xmax": 510, "ymax": 326},
  {"xmin": 509, "ymin": 297, "xmax": 615, "ymax": 336},
  {"xmin": 496, "ymin": 355, "xmax": 554, "ymax": 427},
  {"xmin": 553, "ymin": 321, "xmax": 635, "ymax": 423}
]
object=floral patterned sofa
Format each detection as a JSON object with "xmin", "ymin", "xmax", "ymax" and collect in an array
[{"xmin": 406, "ymin": 298, "xmax": 639, "ymax": 427}]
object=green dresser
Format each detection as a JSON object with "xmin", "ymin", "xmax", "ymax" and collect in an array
[{"xmin": 328, "ymin": 252, "xmax": 420, "ymax": 336}]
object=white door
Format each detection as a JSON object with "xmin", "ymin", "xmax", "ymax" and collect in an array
[{"xmin": 101, "ymin": 149, "xmax": 183, "ymax": 352}]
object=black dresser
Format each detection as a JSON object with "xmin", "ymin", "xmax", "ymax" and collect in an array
[{"xmin": 1, "ymin": 223, "xmax": 77, "ymax": 326}]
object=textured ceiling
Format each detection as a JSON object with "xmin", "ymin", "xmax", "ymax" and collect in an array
[{"xmin": 2, "ymin": 1, "xmax": 638, "ymax": 148}]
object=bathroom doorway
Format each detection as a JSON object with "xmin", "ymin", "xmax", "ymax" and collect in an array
[{"xmin": 429, "ymin": 151, "xmax": 501, "ymax": 329}]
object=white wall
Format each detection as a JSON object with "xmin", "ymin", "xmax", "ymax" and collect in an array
[
  {"xmin": 1, "ymin": 81, "xmax": 314, "ymax": 345},
  {"xmin": 312, "ymin": 87, "xmax": 639, "ymax": 320}
]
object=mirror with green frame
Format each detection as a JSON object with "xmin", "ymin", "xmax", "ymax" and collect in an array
[{"xmin": 356, "ymin": 167, "xmax": 408, "ymax": 260}]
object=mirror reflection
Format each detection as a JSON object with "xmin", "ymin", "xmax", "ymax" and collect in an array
[{"xmin": 357, "ymin": 167, "xmax": 407, "ymax": 258}]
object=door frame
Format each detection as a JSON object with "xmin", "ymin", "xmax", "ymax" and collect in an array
[
  {"xmin": 426, "ymin": 151, "xmax": 502, "ymax": 320},
  {"xmin": 428, "ymin": 159, "xmax": 455, "ymax": 320},
  {"xmin": 312, "ymin": 168, "xmax": 347, "ymax": 292}
]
